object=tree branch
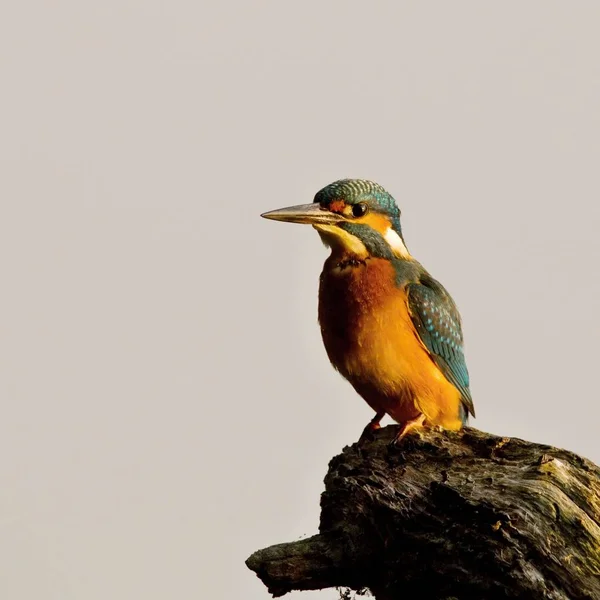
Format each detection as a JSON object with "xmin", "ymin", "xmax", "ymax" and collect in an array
[{"xmin": 246, "ymin": 426, "xmax": 600, "ymax": 599}]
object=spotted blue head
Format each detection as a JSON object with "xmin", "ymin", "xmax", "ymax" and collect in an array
[{"xmin": 261, "ymin": 179, "xmax": 410, "ymax": 260}]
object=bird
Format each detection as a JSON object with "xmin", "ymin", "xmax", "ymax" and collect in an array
[{"xmin": 261, "ymin": 179, "xmax": 475, "ymax": 444}]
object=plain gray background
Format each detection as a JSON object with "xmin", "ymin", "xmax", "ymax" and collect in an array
[{"xmin": 1, "ymin": 2, "xmax": 599, "ymax": 599}]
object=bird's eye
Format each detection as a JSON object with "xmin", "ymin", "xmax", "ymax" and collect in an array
[{"xmin": 352, "ymin": 203, "xmax": 368, "ymax": 218}]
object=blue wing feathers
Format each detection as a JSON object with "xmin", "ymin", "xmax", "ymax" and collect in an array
[{"xmin": 406, "ymin": 276, "xmax": 475, "ymax": 419}]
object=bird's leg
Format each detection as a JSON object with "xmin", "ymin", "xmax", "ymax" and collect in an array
[
  {"xmin": 358, "ymin": 411, "xmax": 386, "ymax": 445},
  {"xmin": 391, "ymin": 413, "xmax": 426, "ymax": 446}
]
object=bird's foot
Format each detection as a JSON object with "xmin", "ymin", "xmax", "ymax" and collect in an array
[
  {"xmin": 389, "ymin": 413, "xmax": 426, "ymax": 447},
  {"xmin": 358, "ymin": 411, "xmax": 386, "ymax": 445}
]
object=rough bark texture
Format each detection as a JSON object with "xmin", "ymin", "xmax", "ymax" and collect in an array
[{"xmin": 246, "ymin": 426, "xmax": 600, "ymax": 599}]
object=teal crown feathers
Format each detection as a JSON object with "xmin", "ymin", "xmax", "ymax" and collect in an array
[{"xmin": 314, "ymin": 179, "xmax": 403, "ymax": 238}]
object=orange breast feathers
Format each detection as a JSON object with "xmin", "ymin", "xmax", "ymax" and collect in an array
[{"xmin": 318, "ymin": 258, "xmax": 463, "ymax": 430}]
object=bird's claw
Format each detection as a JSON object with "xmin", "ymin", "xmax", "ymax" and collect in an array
[
  {"xmin": 388, "ymin": 414, "xmax": 426, "ymax": 448},
  {"xmin": 357, "ymin": 412, "xmax": 385, "ymax": 446},
  {"xmin": 358, "ymin": 426, "xmax": 378, "ymax": 446}
]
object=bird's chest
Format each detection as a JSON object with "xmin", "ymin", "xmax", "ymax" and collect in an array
[{"xmin": 318, "ymin": 258, "xmax": 418, "ymax": 389}]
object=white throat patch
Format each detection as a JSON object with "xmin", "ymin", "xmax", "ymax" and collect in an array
[
  {"xmin": 384, "ymin": 227, "xmax": 411, "ymax": 259},
  {"xmin": 313, "ymin": 224, "xmax": 368, "ymax": 257}
]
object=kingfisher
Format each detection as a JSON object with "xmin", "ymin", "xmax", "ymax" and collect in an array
[{"xmin": 261, "ymin": 179, "xmax": 475, "ymax": 444}]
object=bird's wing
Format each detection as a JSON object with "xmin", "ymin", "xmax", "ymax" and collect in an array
[{"xmin": 406, "ymin": 275, "xmax": 475, "ymax": 419}]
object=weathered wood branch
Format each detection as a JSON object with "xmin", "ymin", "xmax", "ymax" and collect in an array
[{"xmin": 246, "ymin": 426, "xmax": 600, "ymax": 599}]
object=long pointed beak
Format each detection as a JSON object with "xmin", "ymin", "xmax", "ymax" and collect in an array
[{"xmin": 261, "ymin": 203, "xmax": 343, "ymax": 225}]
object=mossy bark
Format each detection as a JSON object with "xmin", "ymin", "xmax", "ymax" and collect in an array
[{"xmin": 246, "ymin": 427, "xmax": 600, "ymax": 599}]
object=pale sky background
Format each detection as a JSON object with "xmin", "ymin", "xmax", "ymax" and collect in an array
[{"xmin": 0, "ymin": 2, "xmax": 599, "ymax": 599}]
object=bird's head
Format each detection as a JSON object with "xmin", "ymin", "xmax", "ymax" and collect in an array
[{"xmin": 261, "ymin": 179, "xmax": 410, "ymax": 260}]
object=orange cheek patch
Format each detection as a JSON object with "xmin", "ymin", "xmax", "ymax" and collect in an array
[
  {"xmin": 328, "ymin": 200, "xmax": 346, "ymax": 213},
  {"xmin": 359, "ymin": 213, "xmax": 392, "ymax": 235}
]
